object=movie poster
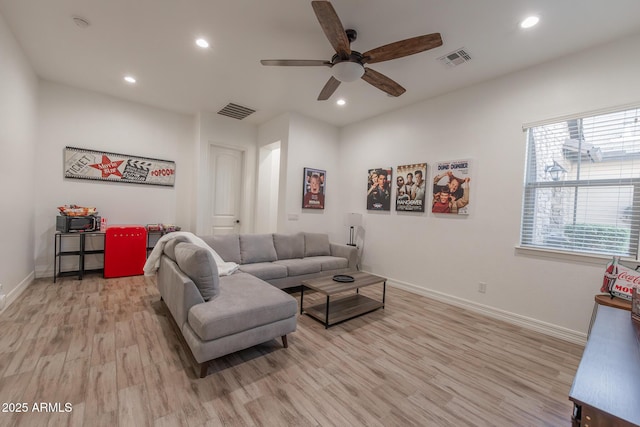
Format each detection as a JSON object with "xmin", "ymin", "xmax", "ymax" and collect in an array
[
  {"xmin": 302, "ymin": 167, "xmax": 325, "ymax": 209},
  {"xmin": 367, "ymin": 167, "xmax": 392, "ymax": 211},
  {"xmin": 432, "ymin": 159, "xmax": 472, "ymax": 215},
  {"xmin": 396, "ymin": 163, "xmax": 427, "ymax": 212}
]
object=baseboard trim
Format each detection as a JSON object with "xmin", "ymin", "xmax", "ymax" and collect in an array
[
  {"xmin": 35, "ymin": 265, "xmax": 54, "ymax": 279},
  {"xmin": 1, "ymin": 271, "xmax": 34, "ymax": 313},
  {"xmin": 384, "ymin": 276, "xmax": 587, "ymax": 346}
]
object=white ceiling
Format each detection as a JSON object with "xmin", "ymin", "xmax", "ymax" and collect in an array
[{"xmin": 2, "ymin": 0, "xmax": 640, "ymax": 126}]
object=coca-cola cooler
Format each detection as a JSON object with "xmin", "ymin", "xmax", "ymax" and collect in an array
[{"xmin": 104, "ymin": 225, "xmax": 147, "ymax": 278}]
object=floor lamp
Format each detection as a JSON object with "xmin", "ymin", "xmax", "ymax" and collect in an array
[{"xmin": 345, "ymin": 213, "xmax": 362, "ymax": 247}]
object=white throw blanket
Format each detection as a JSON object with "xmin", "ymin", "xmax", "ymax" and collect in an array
[{"xmin": 143, "ymin": 231, "xmax": 239, "ymax": 277}]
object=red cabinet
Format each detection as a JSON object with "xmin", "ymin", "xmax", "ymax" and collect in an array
[{"xmin": 104, "ymin": 225, "xmax": 147, "ymax": 278}]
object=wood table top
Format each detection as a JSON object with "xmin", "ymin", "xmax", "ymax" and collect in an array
[
  {"xmin": 595, "ymin": 293, "xmax": 632, "ymax": 311},
  {"xmin": 301, "ymin": 271, "xmax": 386, "ymax": 296}
]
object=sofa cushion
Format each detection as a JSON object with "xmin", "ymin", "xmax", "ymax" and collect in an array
[
  {"xmin": 274, "ymin": 259, "xmax": 321, "ymax": 276},
  {"xmin": 304, "ymin": 233, "xmax": 331, "ymax": 257},
  {"xmin": 303, "ymin": 256, "xmax": 349, "ymax": 271},
  {"xmin": 273, "ymin": 232, "xmax": 305, "ymax": 260},
  {"xmin": 239, "ymin": 234, "xmax": 277, "ymax": 264},
  {"xmin": 199, "ymin": 234, "xmax": 241, "ymax": 264},
  {"xmin": 188, "ymin": 272, "xmax": 297, "ymax": 341},
  {"xmin": 174, "ymin": 243, "xmax": 220, "ymax": 301},
  {"xmin": 238, "ymin": 262, "xmax": 288, "ymax": 281}
]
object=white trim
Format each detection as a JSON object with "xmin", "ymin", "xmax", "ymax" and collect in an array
[
  {"xmin": 384, "ymin": 275, "xmax": 587, "ymax": 345},
  {"xmin": 1, "ymin": 271, "xmax": 34, "ymax": 313},
  {"xmin": 35, "ymin": 264, "xmax": 54, "ymax": 278},
  {"xmin": 515, "ymin": 245, "xmax": 640, "ymax": 267},
  {"xmin": 522, "ymin": 102, "xmax": 640, "ymax": 130},
  {"xmin": 515, "ymin": 245, "xmax": 610, "ymax": 265}
]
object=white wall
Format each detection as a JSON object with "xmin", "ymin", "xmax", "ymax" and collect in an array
[
  {"xmin": 256, "ymin": 142, "xmax": 281, "ymax": 233},
  {"xmin": 283, "ymin": 113, "xmax": 342, "ymax": 242},
  {"xmin": 257, "ymin": 112, "xmax": 341, "ymax": 240},
  {"xmin": 35, "ymin": 81, "xmax": 195, "ymax": 277},
  {"xmin": 258, "ymin": 113, "xmax": 290, "ymax": 234},
  {"xmin": 339, "ymin": 33, "xmax": 640, "ymax": 337},
  {"xmin": 0, "ymin": 12, "xmax": 38, "ymax": 306}
]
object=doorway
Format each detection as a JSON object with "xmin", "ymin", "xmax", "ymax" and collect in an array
[{"xmin": 209, "ymin": 145, "xmax": 244, "ymax": 235}]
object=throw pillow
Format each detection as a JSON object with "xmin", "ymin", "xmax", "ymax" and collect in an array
[
  {"xmin": 164, "ymin": 235, "xmax": 189, "ymax": 261},
  {"xmin": 174, "ymin": 242, "xmax": 220, "ymax": 301}
]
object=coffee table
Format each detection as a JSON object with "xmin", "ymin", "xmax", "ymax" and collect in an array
[{"xmin": 300, "ymin": 271, "xmax": 386, "ymax": 328}]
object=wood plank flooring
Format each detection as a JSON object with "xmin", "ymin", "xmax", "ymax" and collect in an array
[{"xmin": 0, "ymin": 274, "xmax": 583, "ymax": 426}]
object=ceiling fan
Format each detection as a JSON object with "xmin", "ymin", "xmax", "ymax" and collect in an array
[{"xmin": 260, "ymin": 0, "xmax": 443, "ymax": 101}]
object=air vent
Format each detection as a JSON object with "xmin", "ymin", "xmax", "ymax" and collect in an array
[
  {"xmin": 438, "ymin": 48, "xmax": 471, "ymax": 68},
  {"xmin": 217, "ymin": 103, "xmax": 256, "ymax": 120}
]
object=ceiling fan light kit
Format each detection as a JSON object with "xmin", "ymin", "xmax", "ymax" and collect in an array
[
  {"xmin": 332, "ymin": 61, "xmax": 364, "ymax": 82},
  {"xmin": 260, "ymin": 0, "xmax": 443, "ymax": 101}
]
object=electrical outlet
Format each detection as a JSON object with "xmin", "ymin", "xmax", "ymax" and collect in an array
[{"xmin": 478, "ymin": 282, "xmax": 487, "ymax": 293}]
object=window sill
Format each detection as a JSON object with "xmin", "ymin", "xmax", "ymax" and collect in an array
[{"xmin": 514, "ymin": 245, "xmax": 639, "ymax": 267}]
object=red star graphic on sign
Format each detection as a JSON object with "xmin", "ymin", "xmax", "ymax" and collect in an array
[{"xmin": 89, "ymin": 155, "xmax": 125, "ymax": 178}]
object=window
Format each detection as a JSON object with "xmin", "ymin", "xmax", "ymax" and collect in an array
[{"xmin": 521, "ymin": 106, "xmax": 640, "ymax": 258}]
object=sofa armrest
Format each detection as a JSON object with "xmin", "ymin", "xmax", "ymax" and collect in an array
[
  {"xmin": 330, "ymin": 243, "xmax": 358, "ymax": 269},
  {"xmin": 157, "ymin": 255, "xmax": 205, "ymax": 329}
]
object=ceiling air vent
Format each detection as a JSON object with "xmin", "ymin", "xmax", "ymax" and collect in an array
[
  {"xmin": 438, "ymin": 48, "xmax": 471, "ymax": 68},
  {"xmin": 217, "ymin": 103, "xmax": 256, "ymax": 120}
]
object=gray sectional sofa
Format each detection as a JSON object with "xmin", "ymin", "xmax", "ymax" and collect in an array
[
  {"xmin": 200, "ymin": 232, "xmax": 358, "ymax": 289},
  {"xmin": 155, "ymin": 232, "xmax": 357, "ymax": 377}
]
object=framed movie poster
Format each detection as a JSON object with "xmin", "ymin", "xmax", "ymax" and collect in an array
[
  {"xmin": 432, "ymin": 159, "xmax": 472, "ymax": 215},
  {"xmin": 302, "ymin": 167, "xmax": 325, "ymax": 209},
  {"xmin": 396, "ymin": 163, "xmax": 427, "ymax": 212},
  {"xmin": 367, "ymin": 167, "xmax": 392, "ymax": 211}
]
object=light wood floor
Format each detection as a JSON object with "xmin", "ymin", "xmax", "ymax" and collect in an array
[{"xmin": 0, "ymin": 274, "xmax": 583, "ymax": 426}]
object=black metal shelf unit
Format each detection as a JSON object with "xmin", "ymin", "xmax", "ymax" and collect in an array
[{"xmin": 54, "ymin": 231, "xmax": 105, "ymax": 283}]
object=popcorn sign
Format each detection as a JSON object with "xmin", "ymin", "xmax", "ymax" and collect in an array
[{"xmin": 64, "ymin": 146, "xmax": 176, "ymax": 187}]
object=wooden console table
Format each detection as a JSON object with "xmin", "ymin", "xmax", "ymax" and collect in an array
[{"xmin": 569, "ymin": 305, "xmax": 640, "ymax": 426}]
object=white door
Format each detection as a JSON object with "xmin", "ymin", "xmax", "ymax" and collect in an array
[{"xmin": 209, "ymin": 145, "xmax": 243, "ymax": 235}]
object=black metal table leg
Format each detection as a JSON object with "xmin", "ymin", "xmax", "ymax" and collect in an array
[
  {"xmin": 325, "ymin": 295, "xmax": 330, "ymax": 329},
  {"xmin": 79, "ymin": 233, "xmax": 85, "ymax": 280},
  {"xmin": 382, "ymin": 280, "xmax": 386, "ymax": 308},
  {"xmin": 300, "ymin": 285, "xmax": 304, "ymax": 315},
  {"xmin": 54, "ymin": 234, "xmax": 59, "ymax": 283}
]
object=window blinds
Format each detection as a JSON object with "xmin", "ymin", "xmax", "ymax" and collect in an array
[{"xmin": 521, "ymin": 107, "xmax": 640, "ymax": 258}]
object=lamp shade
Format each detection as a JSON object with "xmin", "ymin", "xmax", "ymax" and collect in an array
[
  {"xmin": 332, "ymin": 62, "xmax": 365, "ymax": 82},
  {"xmin": 345, "ymin": 213, "xmax": 363, "ymax": 227}
]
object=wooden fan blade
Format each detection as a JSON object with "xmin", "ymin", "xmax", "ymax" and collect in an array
[
  {"xmin": 311, "ymin": 1, "xmax": 351, "ymax": 59},
  {"xmin": 318, "ymin": 76, "xmax": 341, "ymax": 100},
  {"xmin": 260, "ymin": 59, "xmax": 331, "ymax": 66},
  {"xmin": 362, "ymin": 33, "xmax": 443, "ymax": 64},
  {"xmin": 361, "ymin": 68, "xmax": 406, "ymax": 97}
]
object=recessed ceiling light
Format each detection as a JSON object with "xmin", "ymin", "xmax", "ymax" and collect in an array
[
  {"xmin": 336, "ymin": 99, "xmax": 346, "ymax": 106},
  {"xmin": 520, "ymin": 16, "xmax": 540, "ymax": 29},
  {"xmin": 123, "ymin": 75, "xmax": 136, "ymax": 84},
  {"xmin": 195, "ymin": 38, "xmax": 210, "ymax": 48}
]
